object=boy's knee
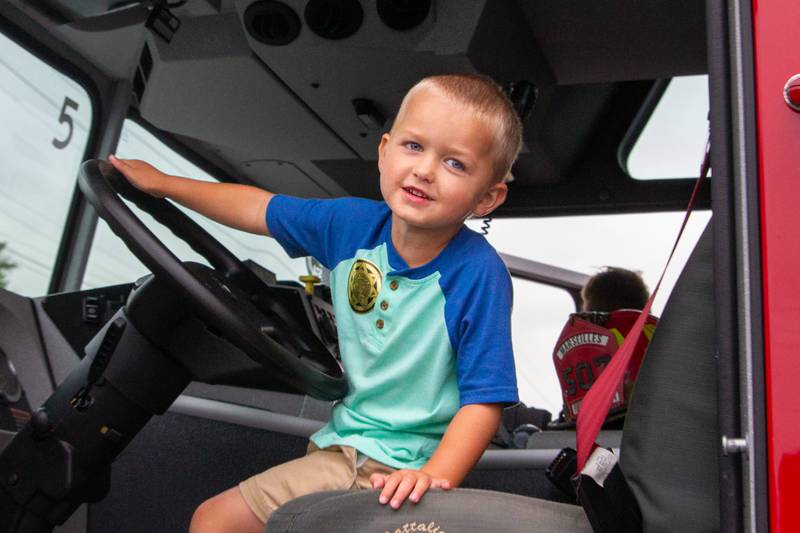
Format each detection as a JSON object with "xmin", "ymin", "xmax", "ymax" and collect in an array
[
  {"xmin": 189, "ymin": 489, "xmax": 265, "ymax": 533},
  {"xmin": 189, "ymin": 498, "xmax": 223, "ymax": 533}
]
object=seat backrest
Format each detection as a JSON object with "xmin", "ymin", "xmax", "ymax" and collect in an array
[{"xmin": 620, "ymin": 221, "xmax": 719, "ymax": 532}]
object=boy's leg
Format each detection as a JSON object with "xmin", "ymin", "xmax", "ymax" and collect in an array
[
  {"xmin": 189, "ymin": 487, "xmax": 263, "ymax": 533},
  {"xmin": 191, "ymin": 443, "xmax": 361, "ymax": 532}
]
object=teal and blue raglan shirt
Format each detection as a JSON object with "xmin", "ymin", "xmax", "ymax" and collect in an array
[{"xmin": 267, "ymin": 195, "xmax": 519, "ymax": 470}]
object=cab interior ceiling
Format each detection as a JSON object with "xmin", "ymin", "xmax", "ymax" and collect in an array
[{"xmin": 30, "ymin": 0, "xmax": 709, "ymax": 217}]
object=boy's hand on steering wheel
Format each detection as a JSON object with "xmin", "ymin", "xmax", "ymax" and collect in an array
[
  {"xmin": 108, "ymin": 155, "xmax": 170, "ymax": 198},
  {"xmin": 370, "ymin": 469, "xmax": 452, "ymax": 509}
]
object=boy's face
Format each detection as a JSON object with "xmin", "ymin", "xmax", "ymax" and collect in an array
[{"xmin": 378, "ymin": 88, "xmax": 507, "ymax": 234}]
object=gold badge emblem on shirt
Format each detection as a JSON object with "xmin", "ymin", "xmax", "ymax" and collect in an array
[{"xmin": 348, "ymin": 259, "xmax": 382, "ymax": 313}]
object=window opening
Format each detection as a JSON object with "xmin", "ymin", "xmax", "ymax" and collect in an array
[
  {"xmin": 0, "ymin": 32, "xmax": 93, "ymax": 295},
  {"xmin": 626, "ymin": 75, "xmax": 710, "ymax": 180},
  {"xmin": 467, "ymin": 210, "xmax": 711, "ymax": 415}
]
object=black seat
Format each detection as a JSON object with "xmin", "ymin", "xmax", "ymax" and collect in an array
[{"xmin": 265, "ymin": 222, "xmax": 719, "ymax": 533}]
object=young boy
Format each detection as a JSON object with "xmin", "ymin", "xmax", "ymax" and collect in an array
[
  {"xmin": 109, "ymin": 73, "xmax": 522, "ymax": 533},
  {"xmin": 581, "ymin": 266, "xmax": 650, "ymax": 312}
]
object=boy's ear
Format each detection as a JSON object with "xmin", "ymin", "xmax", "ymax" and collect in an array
[
  {"xmin": 473, "ymin": 181, "xmax": 508, "ymax": 217},
  {"xmin": 377, "ymin": 133, "xmax": 391, "ymax": 173}
]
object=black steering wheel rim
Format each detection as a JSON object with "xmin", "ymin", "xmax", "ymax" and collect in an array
[{"xmin": 78, "ymin": 159, "xmax": 346, "ymax": 400}]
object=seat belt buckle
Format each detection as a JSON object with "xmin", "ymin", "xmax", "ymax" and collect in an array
[
  {"xmin": 573, "ymin": 446, "xmax": 643, "ymax": 533},
  {"xmin": 545, "ymin": 447, "xmax": 578, "ymax": 499}
]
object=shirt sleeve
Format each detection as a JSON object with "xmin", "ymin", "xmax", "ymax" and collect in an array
[
  {"xmin": 444, "ymin": 251, "xmax": 519, "ymax": 407},
  {"xmin": 266, "ymin": 195, "xmax": 379, "ymax": 270}
]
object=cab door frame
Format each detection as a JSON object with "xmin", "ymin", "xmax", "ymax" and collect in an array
[
  {"xmin": 746, "ymin": 0, "xmax": 800, "ymax": 531},
  {"xmin": 708, "ymin": 0, "xmax": 799, "ymax": 531}
]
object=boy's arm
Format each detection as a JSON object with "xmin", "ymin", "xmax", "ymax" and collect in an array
[
  {"xmin": 371, "ymin": 403, "xmax": 502, "ymax": 508},
  {"xmin": 109, "ymin": 155, "xmax": 274, "ymax": 236},
  {"xmin": 421, "ymin": 403, "xmax": 502, "ymax": 484}
]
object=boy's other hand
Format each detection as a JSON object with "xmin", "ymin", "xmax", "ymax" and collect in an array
[
  {"xmin": 370, "ymin": 470, "xmax": 452, "ymax": 509},
  {"xmin": 108, "ymin": 155, "xmax": 168, "ymax": 198}
]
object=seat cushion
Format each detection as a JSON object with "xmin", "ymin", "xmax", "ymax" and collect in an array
[
  {"xmin": 620, "ymin": 221, "xmax": 720, "ymax": 532},
  {"xmin": 266, "ymin": 489, "xmax": 591, "ymax": 533}
]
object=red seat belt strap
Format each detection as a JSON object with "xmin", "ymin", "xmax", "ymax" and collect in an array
[{"xmin": 575, "ymin": 135, "xmax": 712, "ymax": 473}]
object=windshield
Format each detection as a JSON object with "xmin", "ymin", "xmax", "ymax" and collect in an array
[{"xmin": 0, "ymin": 32, "xmax": 93, "ymax": 295}]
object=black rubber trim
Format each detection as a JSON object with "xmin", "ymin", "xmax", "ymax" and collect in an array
[{"xmin": 617, "ymin": 78, "xmax": 671, "ymax": 176}]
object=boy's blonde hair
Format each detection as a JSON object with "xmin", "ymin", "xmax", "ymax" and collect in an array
[{"xmin": 394, "ymin": 74, "xmax": 523, "ymax": 183}]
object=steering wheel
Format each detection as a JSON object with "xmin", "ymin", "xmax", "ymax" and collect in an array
[{"xmin": 78, "ymin": 159, "xmax": 346, "ymax": 400}]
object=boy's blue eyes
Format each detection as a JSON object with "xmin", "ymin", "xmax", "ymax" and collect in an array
[
  {"xmin": 446, "ymin": 159, "xmax": 466, "ymax": 171},
  {"xmin": 403, "ymin": 142, "xmax": 466, "ymax": 171}
]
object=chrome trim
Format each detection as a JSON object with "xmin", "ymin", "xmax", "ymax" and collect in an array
[
  {"xmin": 500, "ymin": 253, "xmax": 590, "ymax": 291},
  {"xmin": 170, "ymin": 394, "xmax": 324, "ymax": 438},
  {"xmin": 722, "ymin": 436, "xmax": 749, "ymax": 456},
  {"xmin": 729, "ymin": 1, "xmax": 762, "ymax": 530},
  {"xmin": 475, "ymin": 449, "xmax": 563, "ymax": 470},
  {"xmin": 168, "ymin": 395, "xmax": 569, "ymax": 470},
  {"xmin": 784, "ymin": 73, "xmax": 800, "ymax": 112}
]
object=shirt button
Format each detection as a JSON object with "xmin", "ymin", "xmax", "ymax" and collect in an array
[
  {"xmin": 380, "ymin": 300, "xmax": 389, "ymax": 311},
  {"xmin": 390, "ymin": 280, "xmax": 399, "ymax": 290},
  {"xmin": 376, "ymin": 319, "xmax": 385, "ymax": 329}
]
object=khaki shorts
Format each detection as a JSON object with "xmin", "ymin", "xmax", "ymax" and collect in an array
[{"xmin": 238, "ymin": 442, "xmax": 396, "ymax": 523}]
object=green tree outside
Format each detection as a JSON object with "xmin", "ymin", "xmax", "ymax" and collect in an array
[{"xmin": 0, "ymin": 242, "xmax": 17, "ymax": 289}]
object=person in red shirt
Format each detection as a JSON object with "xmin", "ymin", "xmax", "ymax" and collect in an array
[{"xmin": 552, "ymin": 267, "xmax": 657, "ymax": 427}]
